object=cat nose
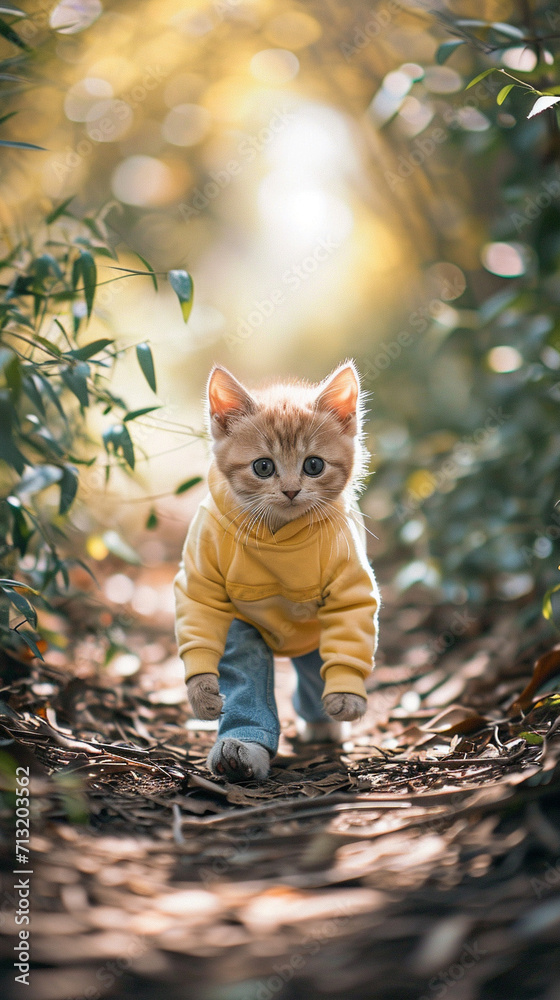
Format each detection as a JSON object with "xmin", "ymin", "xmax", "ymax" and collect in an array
[{"xmin": 283, "ymin": 490, "xmax": 300, "ymax": 501}]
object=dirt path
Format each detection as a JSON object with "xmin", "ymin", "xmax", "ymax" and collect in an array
[{"xmin": 1, "ymin": 571, "xmax": 560, "ymax": 1000}]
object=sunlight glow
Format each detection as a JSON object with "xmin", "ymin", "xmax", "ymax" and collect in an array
[{"xmin": 487, "ymin": 346, "xmax": 523, "ymax": 372}]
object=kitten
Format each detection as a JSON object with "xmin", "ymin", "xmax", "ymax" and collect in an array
[{"xmin": 175, "ymin": 362, "xmax": 379, "ymax": 782}]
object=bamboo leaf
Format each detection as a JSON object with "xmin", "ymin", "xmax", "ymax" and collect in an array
[
  {"xmin": 16, "ymin": 630, "xmax": 44, "ymax": 660},
  {"xmin": 67, "ymin": 338, "xmax": 113, "ymax": 361},
  {"xmin": 543, "ymin": 583, "xmax": 560, "ymax": 622},
  {"xmin": 466, "ymin": 68, "xmax": 496, "ymax": 90},
  {"xmin": 136, "ymin": 343, "xmax": 156, "ymax": 392},
  {"xmin": 78, "ymin": 250, "xmax": 97, "ymax": 319},
  {"xmin": 497, "ymin": 84, "xmax": 515, "ymax": 105},
  {"xmin": 175, "ymin": 476, "xmax": 203, "ymax": 494},
  {"xmin": 123, "ymin": 405, "xmax": 162, "ymax": 422},
  {"xmin": 168, "ymin": 269, "xmax": 194, "ymax": 323},
  {"xmin": 436, "ymin": 40, "xmax": 465, "ymax": 65},
  {"xmin": 135, "ymin": 251, "xmax": 158, "ymax": 291},
  {"xmin": 59, "ymin": 465, "xmax": 79, "ymax": 515},
  {"xmin": 0, "ymin": 138, "xmax": 45, "ymax": 150},
  {"xmin": 61, "ymin": 363, "xmax": 90, "ymax": 408},
  {"xmin": 45, "ymin": 196, "xmax": 74, "ymax": 224},
  {"xmin": 0, "ymin": 16, "xmax": 30, "ymax": 51}
]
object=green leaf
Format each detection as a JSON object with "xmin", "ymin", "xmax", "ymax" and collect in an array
[
  {"xmin": 33, "ymin": 334, "xmax": 63, "ymax": 357},
  {"xmin": 519, "ymin": 731, "xmax": 544, "ymax": 745},
  {"xmin": 136, "ymin": 343, "xmax": 156, "ymax": 393},
  {"xmin": 34, "ymin": 253, "xmax": 63, "ymax": 282},
  {"xmin": 135, "ymin": 251, "xmax": 158, "ymax": 291},
  {"xmin": 0, "ymin": 579, "xmax": 39, "ymax": 594},
  {"xmin": 497, "ymin": 84, "xmax": 515, "ymax": 105},
  {"xmin": 0, "ymin": 396, "xmax": 25, "ymax": 473},
  {"xmin": 175, "ymin": 476, "xmax": 203, "ymax": 494},
  {"xmin": 146, "ymin": 507, "xmax": 158, "ymax": 530},
  {"xmin": 22, "ymin": 375, "xmax": 45, "ymax": 416},
  {"xmin": 0, "ymin": 138, "xmax": 45, "ymax": 150},
  {"xmin": 168, "ymin": 269, "xmax": 194, "ymax": 323},
  {"xmin": 123, "ymin": 405, "xmax": 162, "ymax": 422},
  {"xmin": 116, "ymin": 423, "xmax": 134, "ymax": 470},
  {"xmin": 59, "ymin": 465, "xmax": 79, "ymax": 515},
  {"xmin": 78, "ymin": 250, "xmax": 97, "ymax": 319},
  {"xmin": 9, "ymin": 504, "xmax": 33, "ymax": 555},
  {"xmin": 45, "ymin": 196, "xmax": 74, "ymax": 224},
  {"xmin": 5, "ymin": 588, "xmax": 37, "ymax": 628},
  {"xmin": 4, "ymin": 352, "xmax": 21, "ymax": 401},
  {"xmin": 37, "ymin": 373, "xmax": 67, "ymax": 422},
  {"xmin": 466, "ymin": 68, "xmax": 496, "ymax": 90},
  {"xmin": 543, "ymin": 583, "xmax": 560, "ymax": 622},
  {"xmin": 491, "ymin": 22, "xmax": 525, "ymax": 39},
  {"xmin": 16, "ymin": 630, "xmax": 44, "ymax": 661},
  {"xmin": 103, "ymin": 424, "xmax": 135, "ymax": 470},
  {"xmin": 0, "ymin": 17, "xmax": 30, "ymax": 51},
  {"xmin": 67, "ymin": 338, "xmax": 113, "ymax": 361},
  {"xmin": 436, "ymin": 40, "xmax": 465, "ymax": 65},
  {"xmin": 0, "ymin": 4, "xmax": 26, "ymax": 16},
  {"xmin": 61, "ymin": 363, "xmax": 90, "ymax": 408}
]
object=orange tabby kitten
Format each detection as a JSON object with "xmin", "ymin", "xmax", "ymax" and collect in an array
[{"xmin": 175, "ymin": 362, "xmax": 379, "ymax": 782}]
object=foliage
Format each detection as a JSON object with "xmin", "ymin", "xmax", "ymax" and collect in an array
[
  {"xmin": 365, "ymin": 5, "xmax": 560, "ymax": 619},
  {"xmin": 0, "ymin": 197, "xmax": 194, "ymax": 659}
]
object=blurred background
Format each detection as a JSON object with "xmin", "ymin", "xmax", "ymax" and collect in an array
[{"xmin": 2, "ymin": 0, "xmax": 560, "ymax": 658}]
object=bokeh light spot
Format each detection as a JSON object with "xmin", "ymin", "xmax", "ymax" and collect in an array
[
  {"xmin": 50, "ymin": 0, "xmax": 102, "ymax": 34},
  {"xmin": 501, "ymin": 47, "xmax": 538, "ymax": 71},
  {"xmin": 487, "ymin": 346, "xmax": 523, "ymax": 372},
  {"xmin": 264, "ymin": 12, "xmax": 322, "ymax": 49},
  {"xmin": 162, "ymin": 104, "xmax": 212, "ymax": 147},
  {"xmin": 423, "ymin": 66, "xmax": 462, "ymax": 93},
  {"xmin": 111, "ymin": 155, "xmax": 177, "ymax": 207},
  {"xmin": 481, "ymin": 242, "xmax": 526, "ymax": 277},
  {"xmin": 250, "ymin": 49, "xmax": 300, "ymax": 85}
]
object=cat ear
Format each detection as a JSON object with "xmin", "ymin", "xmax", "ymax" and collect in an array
[
  {"xmin": 316, "ymin": 362, "xmax": 360, "ymax": 425},
  {"xmin": 207, "ymin": 366, "xmax": 256, "ymax": 431}
]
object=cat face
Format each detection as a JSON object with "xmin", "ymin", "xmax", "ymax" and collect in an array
[{"xmin": 207, "ymin": 363, "xmax": 364, "ymax": 531}]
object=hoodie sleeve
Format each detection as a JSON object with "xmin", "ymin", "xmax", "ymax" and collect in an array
[
  {"xmin": 317, "ymin": 519, "xmax": 380, "ymax": 700},
  {"xmin": 174, "ymin": 507, "xmax": 234, "ymax": 681}
]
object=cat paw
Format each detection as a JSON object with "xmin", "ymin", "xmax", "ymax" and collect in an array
[
  {"xmin": 207, "ymin": 738, "xmax": 271, "ymax": 783},
  {"xmin": 186, "ymin": 673, "xmax": 223, "ymax": 720},
  {"xmin": 322, "ymin": 692, "xmax": 367, "ymax": 722}
]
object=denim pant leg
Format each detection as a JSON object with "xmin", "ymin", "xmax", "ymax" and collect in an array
[
  {"xmin": 291, "ymin": 648, "xmax": 331, "ymax": 722},
  {"xmin": 217, "ymin": 618, "xmax": 280, "ymax": 755}
]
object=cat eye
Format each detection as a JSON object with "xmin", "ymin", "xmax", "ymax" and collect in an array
[
  {"xmin": 303, "ymin": 456, "xmax": 324, "ymax": 477},
  {"xmin": 252, "ymin": 458, "xmax": 275, "ymax": 478}
]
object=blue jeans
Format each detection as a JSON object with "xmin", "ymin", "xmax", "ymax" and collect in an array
[{"xmin": 216, "ymin": 618, "xmax": 330, "ymax": 755}]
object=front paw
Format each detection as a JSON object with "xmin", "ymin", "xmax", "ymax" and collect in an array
[
  {"xmin": 186, "ymin": 673, "xmax": 223, "ymax": 720},
  {"xmin": 322, "ymin": 692, "xmax": 367, "ymax": 722}
]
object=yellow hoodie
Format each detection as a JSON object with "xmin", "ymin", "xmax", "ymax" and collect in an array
[{"xmin": 174, "ymin": 464, "xmax": 379, "ymax": 700}]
